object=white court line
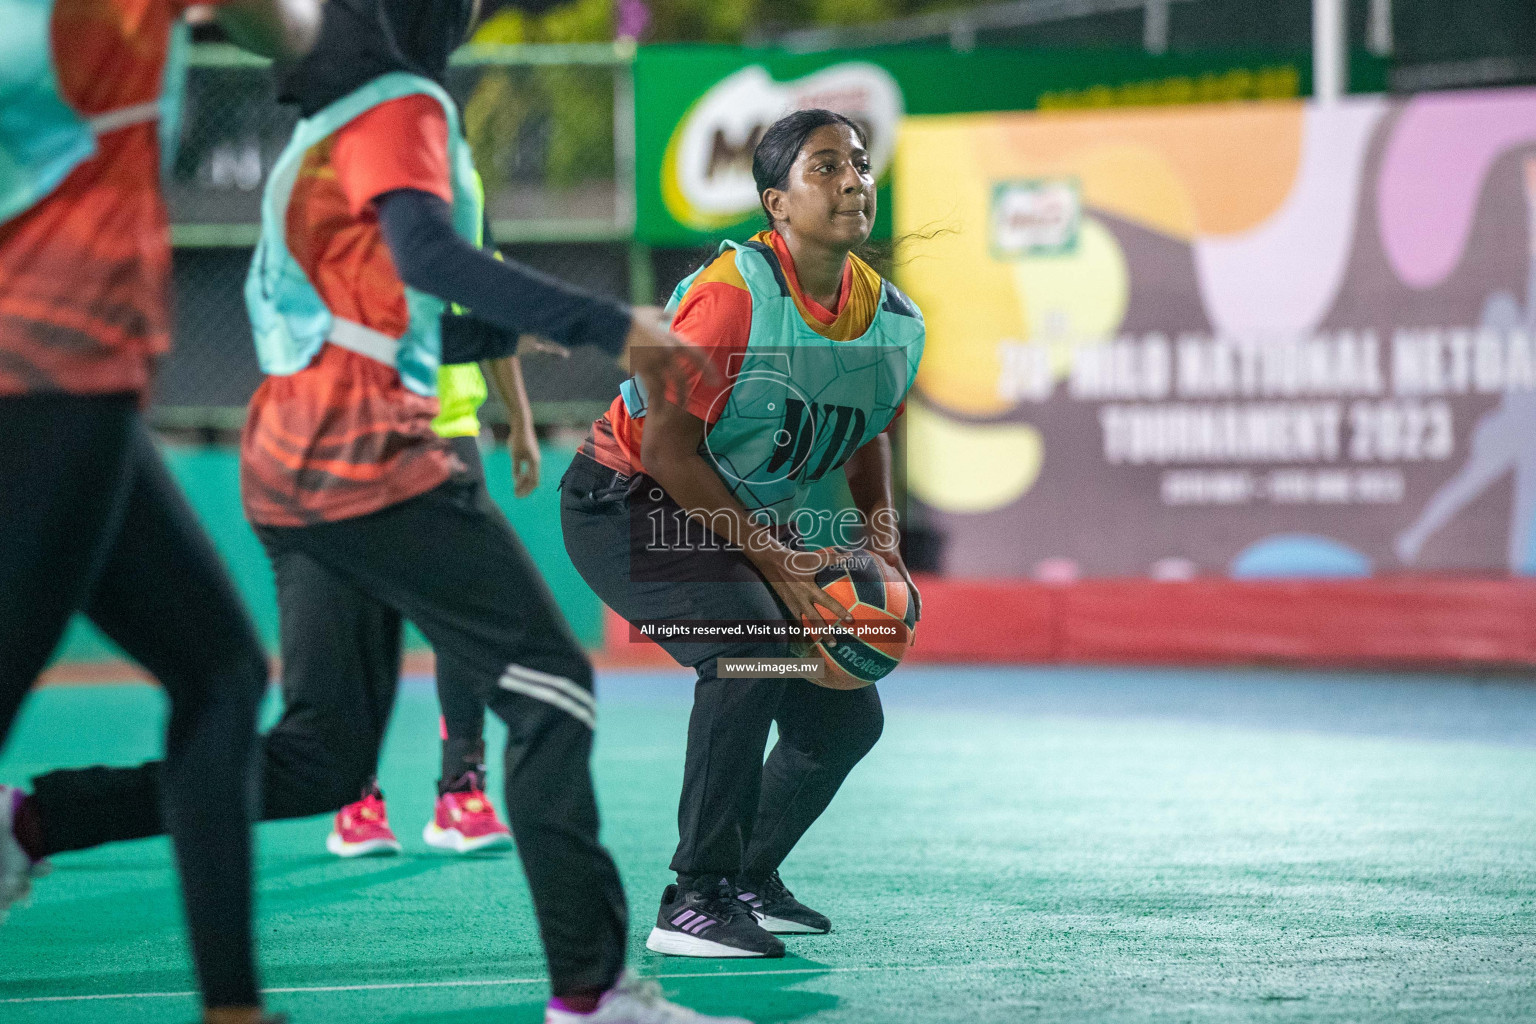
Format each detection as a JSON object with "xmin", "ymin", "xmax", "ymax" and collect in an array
[{"xmin": 0, "ymin": 962, "xmax": 1014, "ymax": 1005}]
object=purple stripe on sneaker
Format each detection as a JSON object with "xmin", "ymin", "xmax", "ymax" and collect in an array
[
  {"xmin": 737, "ymin": 892, "xmax": 757, "ymax": 902},
  {"xmin": 688, "ymin": 918, "xmax": 712, "ymax": 935},
  {"xmin": 671, "ymin": 910, "xmax": 697, "ymax": 928}
]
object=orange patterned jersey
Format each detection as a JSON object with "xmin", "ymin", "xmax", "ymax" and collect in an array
[
  {"xmin": 239, "ymin": 95, "xmax": 461, "ymax": 527},
  {"xmin": 0, "ymin": 0, "xmax": 209, "ymax": 397},
  {"xmin": 580, "ymin": 229, "xmax": 900, "ymax": 477}
]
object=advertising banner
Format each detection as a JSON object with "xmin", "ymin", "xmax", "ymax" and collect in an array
[
  {"xmin": 897, "ymin": 90, "xmax": 1536, "ymax": 582},
  {"xmin": 632, "ymin": 46, "xmax": 1370, "ymax": 246}
]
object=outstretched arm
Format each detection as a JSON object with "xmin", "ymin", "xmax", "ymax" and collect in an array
[
  {"xmin": 374, "ymin": 189, "xmax": 717, "ymax": 400},
  {"xmin": 377, "ymin": 189, "xmax": 631, "ymax": 356}
]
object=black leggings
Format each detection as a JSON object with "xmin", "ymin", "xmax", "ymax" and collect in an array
[
  {"xmin": 0, "ymin": 394, "xmax": 266, "ymax": 1009},
  {"xmin": 559, "ymin": 453, "xmax": 884, "ymax": 887},
  {"xmin": 31, "ymin": 474, "xmax": 627, "ymax": 996}
]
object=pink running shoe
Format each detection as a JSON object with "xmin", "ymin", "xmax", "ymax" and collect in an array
[
  {"xmin": 325, "ymin": 783, "xmax": 402, "ymax": 858},
  {"xmin": 423, "ymin": 772, "xmax": 512, "ymax": 854}
]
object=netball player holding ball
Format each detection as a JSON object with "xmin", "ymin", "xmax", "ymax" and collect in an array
[{"xmin": 561, "ymin": 109, "xmax": 925, "ymax": 958}]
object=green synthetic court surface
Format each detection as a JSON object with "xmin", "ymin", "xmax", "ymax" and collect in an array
[{"xmin": 2, "ymin": 666, "xmax": 1534, "ymax": 1023}]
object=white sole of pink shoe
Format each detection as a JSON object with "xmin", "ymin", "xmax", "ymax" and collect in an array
[
  {"xmin": 422, "ymin": 822, "xmax": 513, "ymax": 854},
  {"xmin": 325, "ymin": 832, "xmax": 402, "ymax": 858}
]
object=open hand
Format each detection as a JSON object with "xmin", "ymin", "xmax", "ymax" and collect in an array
[{"xmin": 511, "ymin": 433, "xmax": 540, "ymax": 498}]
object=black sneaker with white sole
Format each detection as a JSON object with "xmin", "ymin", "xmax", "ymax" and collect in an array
[
  {"xmin": 645, "ymin": 879, "xmax": 785, "ymax": 958},
  {"xmin": 736, "ymin": 871, "xmax": 831, "ymax": 934}
]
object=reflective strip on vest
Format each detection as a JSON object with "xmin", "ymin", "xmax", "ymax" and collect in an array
[
  {"xmin": 0, "ymin": 3, "xmax": 186, "ymax": 225},
  {"xmin": 328, "ymin": 318, "xmax": 400, "ymax": 365},
  {"xmin": 86, "ymin": 100, "xmax": 160, "ymax": 136},
  {"xmin": 244, "ymin": 73, "xmax": 482, "ymax": 398}
]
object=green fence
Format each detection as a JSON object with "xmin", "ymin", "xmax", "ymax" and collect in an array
[
  {"xmin": 171, "ymin": 42, "xmax": 639, "ymax": 248},
  {"xmin": 159, "ymin": 43, "xmax": 656, "ymax": 433}
]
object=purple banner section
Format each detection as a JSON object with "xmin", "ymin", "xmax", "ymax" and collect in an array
[{"xmin": 897, "ymin": 90, "xmax": 1536, "ymax": 581}]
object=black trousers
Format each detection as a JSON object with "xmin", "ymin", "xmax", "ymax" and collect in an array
[
  {"xmin": 434, "ymin": 435, "xmax": 491, "ymax": 780},
  {"xmin": 255, "ymin": 434, "xmax": 497, "ymax": 796},
  {"xmin": 559, "ymin": 453, "xmax": 883, "ymax": 887},
  {"xmin": 0, "ymin": 394, "xmax": 266, "ymax": 1008},
  {"xmin": 33, "ymin": 473, "xmax": 627, "ymax": 995}
]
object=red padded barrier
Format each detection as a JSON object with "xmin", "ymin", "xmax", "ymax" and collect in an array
[
  {"xmin": 597, "ymin": 576, "xmax": 1536, "ymax": 669},
  {"xmin": 904, "ymin": 575, "xmax": 1536, "ymax": 668}
]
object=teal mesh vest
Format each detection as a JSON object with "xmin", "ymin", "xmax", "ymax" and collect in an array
[
  {"xmin": 244, "ymin": 74, "xmax": 481, "ymax": 398},
  {"xmin": 621, "ymin": 239, "xmax": 924, "ymax": 521},
  {"xmin": 0, "ymin": 0, "xmax": 187, "ymax": 225}
]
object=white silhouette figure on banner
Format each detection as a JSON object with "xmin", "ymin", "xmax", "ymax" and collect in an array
[{"xmin": 1396, "ymin": 158, "xmax": 1536, "ymax": 574}]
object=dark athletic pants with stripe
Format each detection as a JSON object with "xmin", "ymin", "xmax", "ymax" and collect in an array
[
  {"xmin": 30, "ymin": 467, "xmax": 628, "ymax": 995},
  {"xmin": 560, "ymin": 453, "xmax": 884, "ymax": 888},
  {"xmin": 0, "ymin": 394, "xmax": 265, "ymax": 1008}
]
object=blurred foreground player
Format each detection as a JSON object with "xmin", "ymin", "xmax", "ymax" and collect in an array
[
  {"xmin": 561, "ymin": 110, "xmax": 924, "ymax": 957},
  {"xmin": 238, "ymin": 3, "xmax": 728, "ymax": 1014},
  {"xmin": 11, "ymin": 0, "xmax": 745, "ymax": 1020},
  {"xmin": 0, "ymin": 0, "xmax": 317, "ymax": 1021}
]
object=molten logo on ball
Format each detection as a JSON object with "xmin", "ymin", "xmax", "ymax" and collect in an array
[{"xmin": 809, "ymin": 549, "xmax": 917, "ymax": 690}]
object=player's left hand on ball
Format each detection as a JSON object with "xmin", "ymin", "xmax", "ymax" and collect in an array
[{"xmin": 874, "ymin": 547, "xmax": 922, "ymax": 627}]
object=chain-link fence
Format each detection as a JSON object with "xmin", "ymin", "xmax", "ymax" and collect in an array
[
  {"xmin": 159, "ymin": 43, "xmax": 662, "ymax": 434},
  {"xmin": 167, "ymin": 42, "xmax": 635, "ymax": 242}
]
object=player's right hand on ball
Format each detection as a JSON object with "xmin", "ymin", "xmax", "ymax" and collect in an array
[
  {"xmin": 753, "ymin": 545, "xmax": 854, "ymax": 637},
  {"xmin": 625, "ymin": 306, "xmax": 722, "ymax": 402}
]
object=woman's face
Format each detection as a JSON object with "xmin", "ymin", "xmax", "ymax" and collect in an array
[{"xmin": 764, "ymin": 123, "xmax": 876, "ymax": 250}]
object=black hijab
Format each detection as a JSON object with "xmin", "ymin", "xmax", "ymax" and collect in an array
[
  {"xmin": 276, "ymin": 0, "xmax": 579, "ymax": 117},
  {"xmin": 276, "ymin": 0, "xmax": 479, "ymax": 117}
]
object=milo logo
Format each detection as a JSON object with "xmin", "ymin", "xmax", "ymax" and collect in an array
[{"xmin": 661, "ymin": 63, "xmax": 905, "ymax": 231}]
